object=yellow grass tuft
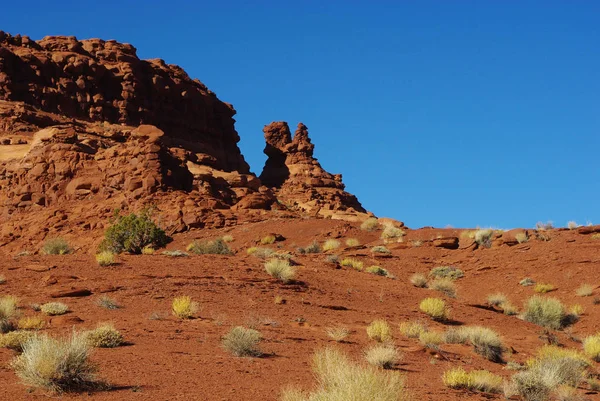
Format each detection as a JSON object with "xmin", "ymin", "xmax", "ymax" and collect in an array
[
  {"xmin": 172, "ymin": 296, "xmax": 198, "ymax": 319},
  {"xmin": 322, "ymin": 239, "xmax": 341, "ymax": 251},
  {"xmin": 419, "ymin": 298, "xmax": 449, "ymax": 321},
  {"xmin": 265, "ymin": 258, "xmax": 296, "ymax": 283},
  {"xmin": 40, "ymin": 302, "xmax": 68, "ymax": 316},
  {"xmin": 95, "ymin": 251, "xmax": 116, "ymax": 266},
  {"xmin": 534, "ymin": 283, "xmax": 555, "ymax": 293},
  {"xmin": 443, "ymin": 367, "xmax": 502, "ymax": 393},
  {"xmin": 399, "ymin": 321, "xmax": 428, "ymax": 338},
  {"xmin": 17, "ymin": 316, "xmax": 45, "ymax": 330},
  {"xmin": 366, "ymin": 319, "xmax": 393, "ymax": 343},
  {"xmin": 340, "ymin": 258, "xmax": 363, "ymax": 270}
]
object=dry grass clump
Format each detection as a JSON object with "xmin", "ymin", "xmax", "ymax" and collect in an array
[
  {"xmin": 0, "ymin": 295, "xmax": 19, "ymax": 331},
  {"xmin": 381, "ymin": 224, "xmax": 405, "ymax": 242},
  {"xmin": 592, "ymin": 233, "xmax": 600, "ymax": 240},
  {"xmin": 141, "ymin": 245, "xmax": 155, "ymax": 255},
  {"xmin": 0, "ymin": 275, "xmax": 6, "ymax": 284},
  {"xmin": 410, "ymin": 273, "xmax": 428, "ymax": 288},
  {"xmin": 364, "ymin": 344, "xmax": 400, "ymax": 369},
  {"xmin": 187, "ymin": 238, "xmax": 232, "ymax": 255},
  {"xmin": 17, "ymin": 316, "xmax": 45, "ymax": 330},
  {"xmin": 535, "ymin": 221, "xmax": 554, "ymax": 230},
  {"xmin": 487, "ymin": 293, "xmax": 508, "ymax": 307},
  {"xmin": 40, "ymin": 302, "xmax": 68, "ymax": 316},
  {"xmin": 443, "ymin": 327, "xmax": 469, "ymax": 344},
  {"xmin": 261, "ymin": 234, "xmax": 276, "ymax": 245},
  {"xmin": 419, "ymin": 298, "xmax": 449, "ymax": 321},
  {"xmin": 280, "ymin": 347, "xmax": 407, "ymax": 401},
  {"xmin": 516, "ymin": 232, "xmax": 529, "ymax": 243},
  {"xmin": 96, "ymin": 295, "xmax": 120, "ymax": 310},
  {"xmin": 0, "ymin": 330, "xmax": 35, "ymax": 351},
  {"xmin": 11, "ymin": 332, "xmax": 98, "ymax": 392},
  {"xmin": 95, "ymin": 251, "xmax": 116, "ymax": 266},
  {"xmin": 501, "ymin": 302, "xmax": 519, "ymax": 316},
  {"xmin": 520, "ymin": 277, "xmax": 535, "ymax": 286},
  {"xmin": 85, "ymin": 323, "xmax": 124, "ymax": 348},
  {"xmin": 265, "ymin": 258, "xmax": 296, "ymax": 283},
  {"xmin": 430, "ymin": 278, "xmax": 457, "ymax": 298},
  {"xmin": 345, "ymin": 238, "xmax": 360, "ymax": 247},
  {"xmin": 298, "ymin": 241, "xmax": 321, "ymax": 254},
  {"xmin": 462, "ymin": 326, "xmax": 504, "ymax": 362},
  {"xmin": 249, "ymin": 247, "xmax": 275, "ymax": 259},
  {"xmin": 360, "ymin": 217, "xmax": 380, "ymax": 231},
  {"xmin": 221, "ymin": 326, "xmax": 262, "ymax": 357},
  {"xmin": 534, "ymin": 283, "xmax": 555, "ymax": 293},
  {"xmin": 523, "ymin": 296, "xmax": 566, "ymax": 330},
  {"xmin": 474, "ymin": 229, "xmax": 494, "ymax": 248},
  {"xmin": 340, "ymin": 258, "xmax": 363, "ymax": 271},
  {"xmin": 366, "ymin": 320, "xmax": 393, "ymax": 343},
  {"xmin": 322, "ymin": 239, "xmax": 340, "ymax": 251},
  {"xmin": 366, "ymin": 266, "xmax": 390, "ymax": 277},
  {"xmin": 399, "ymin": 321, "xmax": 428, "ymax": 338},
  {"xmin": 443, "ymin": 367, "xmax": 502, "ymax": 393},
  {"xmin": 583, "ymin": 333, "xmax": 600, "ymax": 361},
  {"xmin": 371, "ymin": 245, "xmax": 391, "ymax": 255},
  {"xmin": 418, "ymin": 331, "xmax": 443, "ymax": 349},
  {"xmin": 575, "ymin": 284, "xmax": 594, "ymax": 297},
  {"xmin": 567, "ymin": 221, "xmax": 579, "ymax": 230},
  {"xmin": 222, "ymin": 234, "xmax": 234, "ymax": 243},
  {"xmin": 162, "ymin": 250, "xmax": 188, "ymax": 257},
  {"xmin": 325, "ymin": 326, "xmax": 350, "ymax": 342},
  {"xmin": 429, "ymin": 266, "xmax": 464, "ymax": 280},
  {"xmin": 42, "ymin": 237, "xmax": 71, "ymax": 255},
  {"xmin": 171, "ymin": 296, "xmax": 198, "ymax": 319}
]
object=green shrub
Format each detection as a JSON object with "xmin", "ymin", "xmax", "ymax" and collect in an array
[
  {"xmin": 523, "ymin": 296, "xmax": 567, "ymax": 330},
  {"xmin": 265, "ymin": 258, "xmax": 296, "ymax": 283},
  {"xmin": 42, "ymin": 238, "xmax": 71, "ymax": 255},
  {"xmin": 222, "ymin": 326, "xmax": 262, "ymax": 357},
  {"xmin": 364, "ymin": 344, "xmax": 400, "ymax": 369},
  {"xmin": 360, "ymin": 217, "xmax": 380, "ymax": 231},
  {"xmin": 100, "ymin": 210, "xmax": 169, "ymax": 254},
  {"xmin": 429, "ymin": 266, "xmax": 464, "ymax": 280},
  {"xmin": 11, "ymin": 332, "xmax": 98, "ymax": 392},
  {"xmin": 85, "ymin": 323, "xmax": 124, "ymax": 348},
  {"xmin": 187, "ymin": 238, "xmax": 232, "ymax": 255}
]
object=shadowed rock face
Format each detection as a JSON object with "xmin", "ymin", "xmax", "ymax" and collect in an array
[{"xmin": 0, "ymin": 31, "xmax": 370, "ymax": 251}]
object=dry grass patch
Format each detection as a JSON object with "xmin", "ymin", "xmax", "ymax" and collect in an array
[
  {"xmin": 583, "ymin": 334, "xmax": 600, "ymax": 361},
  {"xmin": 575, "ymin": 284, "xmax": 594, "ymax": 297},
  {"xmin": 429, "ymin": 266, "xmax": 463, "ymax": 280},
  {"xmin": 172, "ymin": 296, "xmax": 198, "ymax": 319},
  {"xmin": 322, "ymin": 239, "xmax": 340, "ymax": 251},
  {"xmin": 85, "ymin": 323, "xmax": 124, "ymax": 348},
  {"xmin": 298, "ymin": 241, "xmax": 321, "ymax": 254},
  {"xmin": 261, "ymin": 234, "xmax": 276, "ymax": 245},
  {"xmin": 419, "ymin": 331, "xmax": 443, "ymax": 349},
  {"xmin": 340, "ymin": 258, "xmax": 363, "ymax": 271},
  {"xmin": 381, "ymin": 224, "xmax": 405, "ymax": 242},
  {"xmin": 443, "ymin": 367, "xmax": 502, "ymax": 393},
  {"xmin": 326, "ymin": 326, "xmax": 350, "ymax": 342},
  {"xmin": 516, "ymin": 232, "xmax": 529, "ymax": 243},
  {"xmin": 461, "ymin": 326, "xmax": 504, "ymax": 362},
  {"xmin": 360, "ymin": 217, "xmax": 380, "ymax": 231},
  {"xmin": 265, "ymin": 258, "xmax": 296, "ymax": 283},
  {"xmin": 0, "ymin": 295, "xmax": 19, "ymax": 327},
  {"xmin": 523, "ymin": 296, "xmax": 566, "ymax": 330},
  {"xmin": 474, "ymin": 229, "xmax": 494, "ymax": 248},
  {"xmin": 520, "ymin": 277, "xmax": 535, "ymax": 286},
  {"xmin": 345, "ymin": 238, "xmax": 360, "ymax": 247},
  {"xmin": 221, "ymin": 326, "xmax": 262, "ymax": 357},
  {"xmin": 17, "ymin": 316, "xmax": 45, "ymax": 330},
  {"xmin": 96, "ymin": 295, "xmax": 120, "ymax": 310},
  {"xmin": 366, "ymin": 320, "xmax": 393, "ymax": 343},
  {"xmin": 419, "ymin": 298, "xmax": 449, "ymax": 321},
  {"xmin": 410, "ymin": 273, "xmax": 427, "ymax": 288},
  {"xmin": 0, "ymin": 330, "xmax": 35, "ymax": 351},
  {"xmin": 399, "ymin": 321, "xmax": 428, "ymax": 338},
  {"xmin": 141, "ymin": 245, "xmax": 155, "ymax": 255},
  {"xmin": 187, "ymin": 238, "xmax": 232, "ymax": 255},
  {"xmin": 40, "ymin": 302, "xmax": 68, "ymax": 316},
  {"xmin": 534, "ymin": 283, "xmax": 555, "ymax": 293},
  {"xmin": 371, "ymin": 245, "xmax": 391, "ymax": 255},
  {"xmin": 366, "ymin": 266, "xmax": 390, "ymax": 277},
  {"xmin": 364, "ymin": 344, "xmax": 400, "ymax": 369},
  {"xmin": 487, "ymin": 293, "xmax": 508, "ymax": 307},
  {"xmin": 430, "ymin": 278, "xmax": 457, "ymax": 298},
  {"xmin": 42, "ymin": 237, "xmax": 71, "ymax": 255},
  {"xmin": 95, "ymin": 251, "xmax": 116, "ymax": 266}
]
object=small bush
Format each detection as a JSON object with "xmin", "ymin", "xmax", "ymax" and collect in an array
[
  {"xmin": 85, "ymin": 323, "xmax": 124, "ymax": 348},
  {"xmin": 100, "ymin": 210, "xmax": 169, "ymax": 254},
  {"xmin": 419, "ymin": 331, "xmax": 443, "ymax": 349},
  {"xmin": 17, "ymin": 316, "xmax": 45, "ymax": 330},
  {"xmin": 42, "ymin": 238, "xmax": 71, "ymax": 255},
  {"xmin": 95, "ymin": 251, "xmax": 116, "ymax": 266},
  {"xmin": 0, "ymin": 330, "xmax": 34, "ymax": 351},
  {"xmin": 222, "ymin": 326, "xmax": 262, "ymax": 357},
  {"xmin": 298, "ymin": 241, "xmax": 321, "ymax": 254},
  {"xmin": 474, "ymin": 229, "xmax": 494, "ymax": 248},
  {"xmin": 366, "ymin": 320, "xmax": 393, "ymax": 342},
  {"xmin": 187, "ymin": 238, "xmax": 232, "ymax": 255},
  {"xmin": 487, "ymin": 293, "xmax": 508, "ymax": 307},
  {"xmin": 345, "ymin": 238, "xmax": 360, "ymax": 247},
  {"xmin": 410, "ymin": 273, "xmax": 428, "ymax": 288},
  {"xmin": 280, "ymin": 348, "xmax": 406, "ymax": 401},
  {"xmin": 381, "ymin": 224, "xmax": 405, "ymax": 241},
  {"xmin": 265, "ymin": 258, "xmax": 296, "ymax": 283},
  {"xmin": 534, "ymin": 283, "xmax": 555, "ymax": 293},
  {"xmin": 360, "ymin": 217, "xmax": 380, "ymax": 231},
  {"xmin": 462, "ymin": 326, "xmax": 504, "ymax": 362},
  {"xmin": 516, "ymin": 232, "xmax": 529, "ymax": 243},
  {"xmin": 96, "ymin": 295, "xmax": 120, "ymax": 310},
  {"xmin": 366, "ymin": 266, "xmax": 389, "ymax": 277},
  {"xmin": 570, "ymin": 304, "xmax": 584, "ymax": 318},
  {"xmin": 261, "ymin": 235, "xmax": 276, "ymax": 245},
  {"xmin": 250, "ymin": 247, "xmax": 274, "ymax": 259},
  {"xmin": 0, "ymin": 295, "xmax": 19, "ymax": 322},
  {"xmin": 399, "ymin": 321, "xmax": 428, "ymax": 338},
  {"xmin": 520, "ymin": 277, "xmax": 535, "ymax": 286},
  {"xmin": 141, "ymin": 246, "xmax": 155, "ymax": 255},
  {"xmin": 40, "ymin": 302, "xmax": 68, "ymax": 316},
  {"xmin": 322, "ymin": 239, "xmax": 340, "ymax": 251},
  {"xmin": 11, "ymin": 332, "xmax": 98, "ymax": 392},
  {"xmin": 162, "ymin": 250, "xmax": 188, "ymax": 257},
  {"xmin": 325, "ymin": 326, "xmax": 350, "ymax": 342},
  {"xmin": 430, "ymin": 278, "xmax": 457, "ymax": 298},
  {"xmin": 575, "ymin": 284, "xmax": 594, "ymax": 297},
  {"xmin": 583, "ymin": 334, "xmax": 600, "ymax": 361},
  {"xmin": 419, "ymin": 298, "xmax": 449, "ymax": 321},
  {"xmin": 443, "ymin": 367, "xmax": 502, "ymax": 393},
  {"xmin": 443, "ymin": 327, "xmax": 469, "ymax": 344},
  {"xmin": 371, "ymin": 246, "xmax": 391, "ymax": 255},
  {"xmin": 501, "ymin": 302, "xmax": 519, "ymax": 316},
  {"xmin": 172, "ymin": 296, "xmax": 198, "ymax": 319},
  {"xmin": 222, "ymin": 234, "xmax": 234, "ymax": 243},
  {"xmin": 523, "ymin": 296, "xmax": 566, "ymax": 329},
  {"xmin": 364, "ymin": 344, "xmax": 400, "ymax": 369},
  {"xmin": 340, "ymin": 258, "xmax": 363, "ymax": 270},
  {"xmin": 429, "ymin": 266, "xmax": 464, "ymax": 280}
]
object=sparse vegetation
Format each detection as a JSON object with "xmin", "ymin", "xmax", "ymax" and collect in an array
[
  {"xmin": 297, "ymin": 241, "xmax": 321, "ymax": 254},
  {"xmin": 443, "ymin": 327, "xmax": 469, "ymax": 344},
  {"xmin": 95, "ymin": 251, "xmax": 116, "ymax": 266},
  {"xmin": 325, "ymin": 254, "xmax": 339, "ymax": 264},
  {"xmin": 11, "ymin": 332, "xmax": 98, "ymax": 392},
  {"xmin": 366, "ymin": 266, "xmax": 389, "ymax": 277},
  {"xmin": 172, "ymin": 296, "xmax": 198, "ymax": 319},
  {"xmin": 520, "ymin": 277, "xmax": 535, "ymax": 287},
  {"xmin": 340, "ymin": 258, "xmax": 363, "ymax": 271},
  {"xmin": 17, "ymin": 316, "xmax": 45, "ymax": 330},
  {"xmin": 221, "ymin": 326, "xmax": 262, "ymax": 357},
  {"xmin": 366, "ymin": 319, "xmax": 393, "ymax": 343},
  {"xmin": 141, "ymin": 246, "xmax": 155, "ymax": 255},
  {"xmin": 419, "ymin": 331, "xmax": 443, "ymax": 349},
  {"xmin": 462, "ymin": 326, "xmax": 504, "ymax": 362},
  {"xmin": 96, "ymin": 295, "xmax": 120, "ymax": 310},
  {"xmin": 443, "ymin": 367, "xmax": 502, "ymax": 393},
  {"xmin": 265, "ymin": 258, "xmax": 296, "ymax": 283},
  {"xmin": 322, "ymin": 239, "xmax": 340, "ymax": 251},
  {"xmin": 534, "ymin": 283, "xmax": 555, "ymax": 293},
  {"xmin": 516, "ymin": 232, "xmax": 529, "ymax": 243},
  {"xmin": 535, "ymin": 221, "xmax": 554, "ymax": 230},
  {"xmin": 326, "ymin": 326, "xmax": 350, "ymax": 342},
  {"xmin": 345, "ymin": 238, "xmax": 360, "ymax": 247},
  {"xmin": 430, "ymin": 278, "xmax": 457, "ymax": 298},
  {"xmin": 162, "ymin": 250, "xmax": 188, "ymax": 257},
  {"xmin": 360, "ymin": 217, "xmax": 380, "ymax": 232},
  {"xmin": 40, "ymin": 302, "xmax": 68, "ymax": 316},
  {"xmin": 523, "ymin": 296, "xmax": 567, "ymax": 330},
  {"xmin": 100, "ymin": 210, "xmax": 169, "ymax": 254},
  {"xmin": 222, "ymin": 234, "xmax": 234, "ymax": 242},
  {"xmin": 410, "ymin": 273, "xmax": 428, "ymax": 288},
  {"xmin": 474, "ymin": 229, "xmax": 494, "ymax": 248},
  {"xmin": 187, "ymin": 238, "xmax": 232, "ymax": 255},
  {"xmin": 261, "ymin": 234, "xmax": 276, "ymax": 245},
  {"xmin": 419, "ymin": 298, "xmax": 449, "ymax": 321},
  {"xmin": 280, "ymin": 348, "xmax": 406, "ymax": 401},
  {"xmin": 487, "ymin": 293, "xmax": 508, "ymax": 307},
  {"xmin": 371, "ymin": 245, "xmax": 391, "ymax": 255},
  {"xmin": 364, "ymin": 344, "xmax": 400, "ymax": 369},
  {"xmin": 0, "ymin": 275, "xmax": 6, "ymax": 284},
  {"xmin": 583, "ymin": 333, "xmax": 600, "ymax": 361},
  {"xmin": 0, "ymin": 295, "xmax": 19, "ymax": 332},
  {"xmin": 575, "ymin": 284, "xmax": 594, "ymax": 297},
  {"xmin": 250, "ymin": 247, "xmax": 275, "ymax": 259},
  {"xmin": 429, "ymin": 266, "xmax": 464, "ymax": 280},
  {"xmin": 567, "ymin": 221, "xmax": 579, "ymax": 230},
  {"xmin": 42, "ymin": 237, "xmax": 71, "ymax": 255},
  {"xmin": 381, "ymin": 223, "xmax": 405, "ymax": 242},
  {"xmin": 399, "ymin": 321, "xmax": 428, "ymax": 338},
  {"xmin": 85, "ymin": 323, "xmax": 124, "ymax": 348},
  {"xmin": 0, "ymin": 330, "xmax": 34, "ymax": 351}
]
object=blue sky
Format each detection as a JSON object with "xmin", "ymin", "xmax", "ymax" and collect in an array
[{"xmin": 2, "ymin": 1, "xmax": 599, "ymax": 228}]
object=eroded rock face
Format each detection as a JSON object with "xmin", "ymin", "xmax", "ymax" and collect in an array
[{"xmin": 260, "ymin": 122, "xmax": 366, "ymax": 219}]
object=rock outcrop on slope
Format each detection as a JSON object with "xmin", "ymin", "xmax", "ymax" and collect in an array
[{"xmin": 0, "ymin": 31, "xmax": 369, "ymax": 251}]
